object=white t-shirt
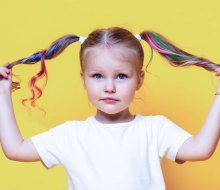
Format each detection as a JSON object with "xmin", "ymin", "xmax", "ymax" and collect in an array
[{"xmin": 31, "ymin": 114, "xmax": 192, "ymax": 190}]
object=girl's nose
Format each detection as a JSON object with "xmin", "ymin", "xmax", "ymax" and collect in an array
[{"xmin": 104, "ymin": 79, "xmax": 116, "ymax": 93}]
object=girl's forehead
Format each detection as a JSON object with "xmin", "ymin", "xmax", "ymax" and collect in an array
[{"xmin": 82, "ymin": 45, "xmax": 139, "ymax": 71}]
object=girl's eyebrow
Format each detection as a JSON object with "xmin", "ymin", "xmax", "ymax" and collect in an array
[
  {"xmin": 87, "ymin": 67, "xmax": 133, "ymax": 72},
  {"xmin": 86, "ymin": 69, "xmax": 103, "ymax": 73},
  {"xmin": 85, "ymin": 66, "xmax": 103, "ymax": 71}
]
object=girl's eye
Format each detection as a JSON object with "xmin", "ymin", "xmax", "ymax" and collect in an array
[
  {"xmin": 117, "ymin": 74, "xmax": 127, "ymax": 80},
  {"xmin": 92, "ymin": 74, "xmax": 103, "ymax": 79}
]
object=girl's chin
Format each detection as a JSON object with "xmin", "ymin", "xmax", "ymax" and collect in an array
[
  {"xmin": 97, "ymin": 107, "xmax": 129, "ymax": 115},
  {"xmin": 98, "ymin": 109, "xmax": 122, "ymax": 115}
]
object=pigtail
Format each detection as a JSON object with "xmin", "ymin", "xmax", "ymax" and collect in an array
[
  {"xmin": 7, "ymin": 35, "xmax": 79, "ymax": 112},
  {"xmin": 140, "ymin": 31, "xmax": 220, "ymax": 71}
]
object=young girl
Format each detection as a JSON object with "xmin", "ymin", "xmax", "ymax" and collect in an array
[{"xmin": 0, "ymin": 27, "xmax": 220, "ymax": 190}]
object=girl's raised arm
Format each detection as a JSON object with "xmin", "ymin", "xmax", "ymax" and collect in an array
[
  {"xmin": 176, "ymin": 77, "xmax": 220, "ymax": 162},
  {"xmin": 0, "ymin": 64, "xmax": 40, "ymax": 162}
]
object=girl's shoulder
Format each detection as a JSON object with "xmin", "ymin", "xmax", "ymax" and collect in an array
[
  {"xmin": 137, "ymin": 114, "xmax": 177, "ymax": 130},
  {"xmin": 137, "ymin": 114, "xmax": 169, "ymax": 122},
  {"xmin": 48, "ymin": 119, "xmax": 88, "ymax": 132}
]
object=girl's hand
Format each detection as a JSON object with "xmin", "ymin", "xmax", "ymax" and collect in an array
[
  {"xmin": 214, "ymin": 67, "xmax": 220, "ymax": 94},
  {"xmin": 0, "ymin": 63, "xmax": 12, "ymax": 95},
  {"xmin": 215, "ymin": 67, "xmax": 220, "ymax": 77}
]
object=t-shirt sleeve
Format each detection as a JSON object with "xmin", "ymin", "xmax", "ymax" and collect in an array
[
  {"xmin": 157, "ymin": 115, "xmax": 193, "ymax": 162},
  {"xmin": 30, "ymin": 121, "xmax": 70, "ymax": 169}
]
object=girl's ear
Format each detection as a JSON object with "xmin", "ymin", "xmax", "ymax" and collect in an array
[
  {"xmin": 80, "ymin": 71, "xmax": 85, "ymax": 87},
  {"xmin": 136, "ymin": 70, "xmax": 145, "ymax": 90}
]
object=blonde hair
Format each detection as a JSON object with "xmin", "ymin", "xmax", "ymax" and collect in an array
[{"xmin": 80, "ymin": 27, "xmax": 144, "ymax": 72}]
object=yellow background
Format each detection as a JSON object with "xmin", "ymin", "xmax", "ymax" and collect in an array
[{"xmin": 0, "ymin": 0, "xmax": 220, "ymax": 189}]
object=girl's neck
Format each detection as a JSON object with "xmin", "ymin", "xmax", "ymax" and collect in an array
[{"xmin": 95, "ymin": 108, "xmax": 135, "ymax": 124}]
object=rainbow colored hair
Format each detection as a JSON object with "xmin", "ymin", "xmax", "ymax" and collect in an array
[
  {"xmin": 6, "ymin": 35, "xmax": 79, "ymax": 113},
  {"xmin": 140, "ymin": 31, "xmax": 219, "ymax": 71}
]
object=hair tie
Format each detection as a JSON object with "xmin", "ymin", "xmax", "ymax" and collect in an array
[
  {"xmin": 79, "ymin": 36, "xmax": 87, "ymax": 44},
  {"xmin": 134, "ymin": 34, "xmax": 142, "ymax": 41}
]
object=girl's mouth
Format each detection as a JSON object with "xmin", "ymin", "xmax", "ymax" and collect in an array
[{"xmin": 101, "ymin": 97, "xmax": 119, "ymax": 103}]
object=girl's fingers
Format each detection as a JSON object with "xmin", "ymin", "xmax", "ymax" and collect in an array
[
  {"xmin": 0, "ymin": 73, "xmax": 8, "ymax": 78},
  {"xmin": 1, "ymin": 67, "xmax": 10, "ymax": 73},
  {"xmin": 0, "ymin": 64, "xmax": 11, "ymax": 79},
  {"xmin": 216, "ymin": 72, "xmax": 220, "ymax": 76},
  {"xmin": 0, "ymin": 70, "xmax": 10, "ymax": 78},
  {"xmin": 215, "ymin": 68, "xmax": 220, "ymax": 76}
]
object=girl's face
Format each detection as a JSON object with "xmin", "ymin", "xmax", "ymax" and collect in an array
[{"xmin": 80, "ymin": 45, "xmax": 145, "ymax": 116}]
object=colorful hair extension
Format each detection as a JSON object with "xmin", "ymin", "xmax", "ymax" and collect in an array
[
  {"xmin": 6, "ymin": 35, "xmax": 79, "ymax": 112},
  {"xmin": 140, "ymin": 31, "xmax": 220, "ymax": 71}
]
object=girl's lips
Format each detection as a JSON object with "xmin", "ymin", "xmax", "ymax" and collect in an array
[{"xmin": 101, "ymin": 97, "xmax": 119, "ymax": 103}]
